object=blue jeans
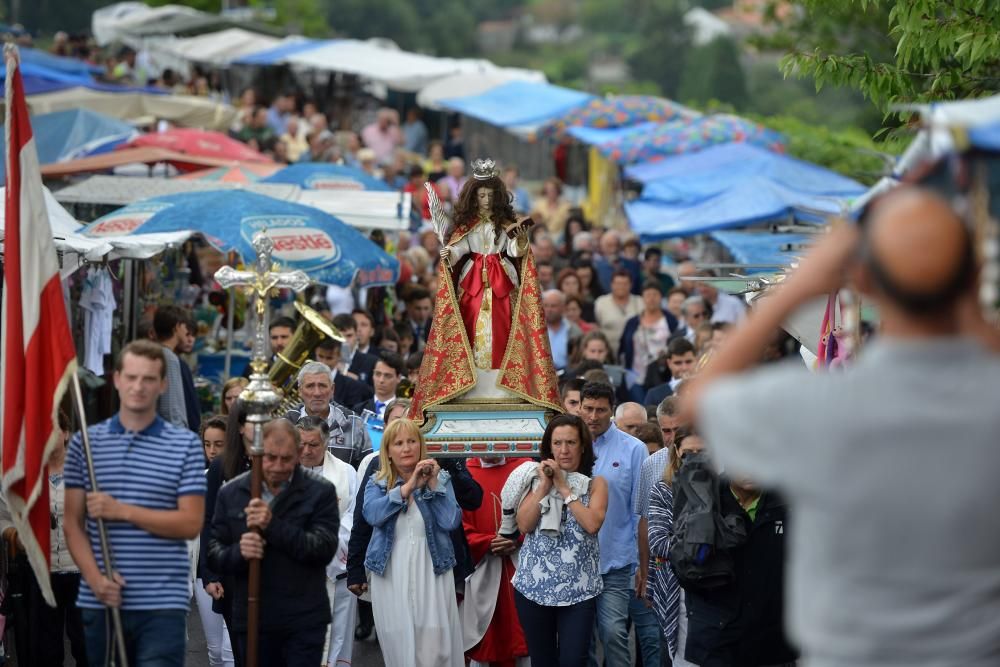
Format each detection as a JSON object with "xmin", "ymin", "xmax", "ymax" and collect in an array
[
  {"xmin": 591, "ymin": 565, "xmax": 633, "ymax": 667},
  {"xmin": 81, "ymin": 608, "xmax": 186, "ymax": 667},
  {"xmin": 515, "ymin": 589, "xmax": 597, "ymax": 667},
  {"xmin": 630, "ymin": 592, "xmax": 662, "ymax": 666}
]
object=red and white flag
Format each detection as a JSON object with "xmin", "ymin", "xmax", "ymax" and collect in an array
[{"xmin": 0, "ymin": 45, "xmax": 77, "ymax": 606}]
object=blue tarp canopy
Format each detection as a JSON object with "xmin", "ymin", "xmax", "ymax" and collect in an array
[
  {"xmin": 20, "ymin": 48, "xmax": 103, "ymax": 77},
  {"xmin": 710, "ymin": 230, "xmax": 814, "ymax": 273},
  {"xmin": 0, "ymin": 52, "xmax": 166, "ymax": 97},
  {"xmin": 968, "ymin": 120, "xmax": 1000, "ymax": 151},
  {"xmin": 566, "ymin": 122, "xmax": 660, "ymax": 147},
  {"xmin": 0, "ymin": 108, "xmax": 137, "ymax": 183},
  {"xmin": 624, "ymin": 143, "xmax": 865, "ymax": 239},
  {"xmin": 232, "ymin": 38, "xmax": 326, "ymax": 65},
  {"xmin": 437, "ymin": 80, "xmax": 594, "ymax": 132}
]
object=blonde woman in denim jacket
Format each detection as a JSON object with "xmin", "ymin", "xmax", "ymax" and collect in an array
[{"xmin": 363, "ymin": 418, "xmax": 464, "ymax": 666}]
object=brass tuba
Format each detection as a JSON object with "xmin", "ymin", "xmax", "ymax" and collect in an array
[{"xmin": 269, "ymin": 301, "xmax": 344, "ymax": 414}]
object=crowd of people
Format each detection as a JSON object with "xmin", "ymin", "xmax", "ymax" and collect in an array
[
  {"xmin": 0, "ymin": 207, "xmax": 800, "ymax": 667},
  {"xmin": 3, "ymin": 61, "xmax": 1000, "ymax": 667}
]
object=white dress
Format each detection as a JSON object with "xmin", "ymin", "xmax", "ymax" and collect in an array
[
  {"xmin": 370, "ymin": 499, "xmax": 464, "ymax": 667},
  {"xmin": 446, "ymin": 217, "xmax": 528, "ymax": 399}
]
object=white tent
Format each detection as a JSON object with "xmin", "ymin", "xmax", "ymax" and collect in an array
[
  {"xmin": 27, "ymin": 88, "xmax": 237, "ymax": 131},
  {"xmin": 143, "ymin": 28, "xmax": 306, "ymax": 76},
  {"xmin": 416, "ymin": 69, "xmax": 547, "ymax": 110},
  {"xmin": 0, "ymin": 186, "xmax": 191, "ymax": 269},
  {"xmin": 285, "ymin": 39, "xmax": 503, "ymax": 93},
  {"xmin": 52, "ymin": 175, "xmax": 411, "ymax": 232},
  {"xmin": 92, "ymin": 2, "xmax": 231, "ymax": 46}
]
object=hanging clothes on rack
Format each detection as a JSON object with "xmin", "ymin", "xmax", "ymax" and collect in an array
[{"xmin": 78, "ymin": 266, "xmax": 116, "ymax": 375}]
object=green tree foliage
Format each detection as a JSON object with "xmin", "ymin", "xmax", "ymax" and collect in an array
[
  {"xmin": 758, "ymin": 114, "xmax": 902, "ymax": 186},
  {"xmin": 327, "ymin": 0, "xmax": 476, "ymax": 55},
  {"xmin": 250, "ymin": 0, "xmax": 330, "ymax": 37},
  {"xmin": 771, "ymin": 0, "xmax": 1000, "ymax": 125},
  {"xmin": 625, "ymin": 0, "xmax": 690, "ymax": 98},
  {"xmin": 699, "ymin": 99, "xmax": 903, "ymax": 185},
  {"xmin": 677, "ymin": 36, "xmax": 748, "ymax": 109},
  {"xmin": 326, "ymin": 0, "xmax": 421, "ymax": 48}
]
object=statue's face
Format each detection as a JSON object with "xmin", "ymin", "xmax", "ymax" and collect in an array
[{"xmin": 477, "ymin": 187, "xmax": 493, "ymax": 213}]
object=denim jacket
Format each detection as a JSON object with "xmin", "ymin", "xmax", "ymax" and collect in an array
[{"xmin": 363, "ymin": 469, "xmax": 462, "ymax": 576}]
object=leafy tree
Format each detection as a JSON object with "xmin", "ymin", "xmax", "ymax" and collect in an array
[
  {"xmin": 327, "ymin": 0, "xmax": 422, "ymax": 50},
  {"xmin": 419, "ymin": 0, "xmax": 478, "ymax": 57},
  {"xmin": 625, "ymin": 0, "xmax": 690, "ymax": 97},
  {"xmin": 758, "ymin": 114, "xmax": 903, "ymax": 186},
  {"xmin": 580, "ymin": 0, "xmax": 633, "ymax": 35},
  {"xmin": 769, "ymin": 0, "xmax": 1000, "ymax": 129},
  {"xmin": 698, "ymin": 99, "xmax": 903, "ymax": 185},
  {"xmin": 677, "ymin": 36, "xmax": 748, "ymax": 109},
  {"xmin": 251, "ymin": 0, "xmax": 330, "ymax": 37}
]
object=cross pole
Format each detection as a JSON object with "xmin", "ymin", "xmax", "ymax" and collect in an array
[{"xmin": 214, "ymin": 232, "xmax": 310, "ymax": 667}]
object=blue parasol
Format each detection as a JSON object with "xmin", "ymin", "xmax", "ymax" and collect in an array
[
  {"xmin": 81, "ymin": 190, "xmax": 399, "ymax": 287},
  {"xmin": 262, "ymin": 162, "xmax": 393, "ymax": 192}
]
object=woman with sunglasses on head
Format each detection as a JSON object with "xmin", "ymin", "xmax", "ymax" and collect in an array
[{"xmin": 511, "ymin": 414, "xmax": 608, "ymax": 667}]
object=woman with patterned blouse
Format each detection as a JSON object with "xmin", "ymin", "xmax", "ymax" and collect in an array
[{"xmin": 512, "ymin": 414, "xmax": 608, "ymax": 666}]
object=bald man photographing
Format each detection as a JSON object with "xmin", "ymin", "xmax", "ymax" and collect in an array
[{"xmin": 686, "ymin": 186, "xmax": 1000, "ymax": 667}]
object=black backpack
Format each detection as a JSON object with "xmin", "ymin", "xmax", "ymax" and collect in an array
[{"xmin": 668, "ymin": 452, "xmax": 748, "ymax": 591}]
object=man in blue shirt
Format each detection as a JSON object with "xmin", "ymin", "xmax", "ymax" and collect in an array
[
  {"xmin": 402, "ymin": 107, "xmax": 429, "ymax": 157},
  {"xmin": 64, "ymin": 340, "xmax": 206, "ymax": 666},
  {"xmin": 580, "ymin": 381, "xmax": 648, "ymax": 666}
]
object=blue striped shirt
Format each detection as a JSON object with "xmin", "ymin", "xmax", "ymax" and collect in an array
[{"xmin": 65, "ymin": 414, "xmax": 206, "ymax": 611}]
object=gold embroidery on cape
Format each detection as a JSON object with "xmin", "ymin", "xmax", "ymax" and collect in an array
[
  {"xmin": 473, "ymin": 288, "xmax": 493, "ymax": 369},
  {"xmin": 409, "ymin": 220, "xmax": 563, "ymax": 422}
]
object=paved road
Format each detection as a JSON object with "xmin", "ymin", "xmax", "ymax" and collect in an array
[{"xmin": 185, "ymin": 608, "xmax": 386, "ymax": 667}]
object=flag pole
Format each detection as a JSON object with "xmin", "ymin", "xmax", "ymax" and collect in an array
[{"xmin": 68, "ymin": 372, "xmax": 129, "ymax": 667}]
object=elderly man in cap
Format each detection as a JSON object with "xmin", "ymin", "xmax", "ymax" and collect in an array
[{"xmin": 687, "ymin": 187, "xmax": 1000, "ymax": 667}]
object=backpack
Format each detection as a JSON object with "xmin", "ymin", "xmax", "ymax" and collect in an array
[{"xmin": 668, "ymin": 452, "xmax": 748, "ymax": 591}]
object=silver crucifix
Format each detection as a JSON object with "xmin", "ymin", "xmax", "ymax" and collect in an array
[{"xmin": 215, "ymin": 232, "xmax": 311, "ymax": 451}]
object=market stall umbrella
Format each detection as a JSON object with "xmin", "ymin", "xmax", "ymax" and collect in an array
[
  {"xmin": 262, "ymin": 162, "xmax": 393, "ymax": 191},
  {"xmin": 597, "ymin": 113, "xmax": 786, "ymax": 164},
  {"xmin": 538, "ymin": 95, "xmax": 699, "ymax": 138},
  {"xmin": 175, "ymin": 163, "xmax": 280, "ymax": 183},
  {"xmin": 80, "ymin": 189, "xmax": 399, "ymax": 287},
  {"xmin": 123, "ymin": 128, "xmax": 270, "ymax": 165}
]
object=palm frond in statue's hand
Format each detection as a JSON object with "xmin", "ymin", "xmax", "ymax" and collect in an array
[{"xmin": 425, "ymin": 182, "xmax": 452, "ymax": 245}]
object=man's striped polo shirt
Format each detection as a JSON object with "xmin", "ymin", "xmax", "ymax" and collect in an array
[{"xmin": 65, "ymin": 414, "xmax": 206, "ymax": 610}]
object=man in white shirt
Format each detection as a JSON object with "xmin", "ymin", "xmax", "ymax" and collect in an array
[
  {"xmin": 354, "ymin": 353, "xmax": 403, "ymax": 419},
  {"xmin": 697, "ymin": 277, "xmax": 746, "ymax": 324},
  {"xmin": 295, "ymin": 417, "xmax": 358, "ymax": 667}
]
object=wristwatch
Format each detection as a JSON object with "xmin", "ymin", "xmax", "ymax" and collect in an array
[{"xmin": 565, "ymin": 493, "xmax": 580, "ymax": 506}]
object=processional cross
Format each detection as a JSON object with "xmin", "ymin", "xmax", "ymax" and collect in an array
[{"xmin": 213, "ymin": 231, "xmax": 311, "ymax": 667}]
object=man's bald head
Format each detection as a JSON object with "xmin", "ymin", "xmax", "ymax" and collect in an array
[
  {"xmin": 614, "ymin": 401, "xmax": 648, "ymax": 436},
  {"xmin": 862, "ymin": 187, "xmax": 973, "ymax": 316}
]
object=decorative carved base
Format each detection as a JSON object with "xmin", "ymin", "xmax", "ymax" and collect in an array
[{"xmin": 420, "ymin": 399, "xmax": 556, "ymax": 458}]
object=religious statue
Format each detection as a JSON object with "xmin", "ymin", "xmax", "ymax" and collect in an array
[{"xmin": 410, "ymin": 158, "xmax": 561, "ymax": 421}]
